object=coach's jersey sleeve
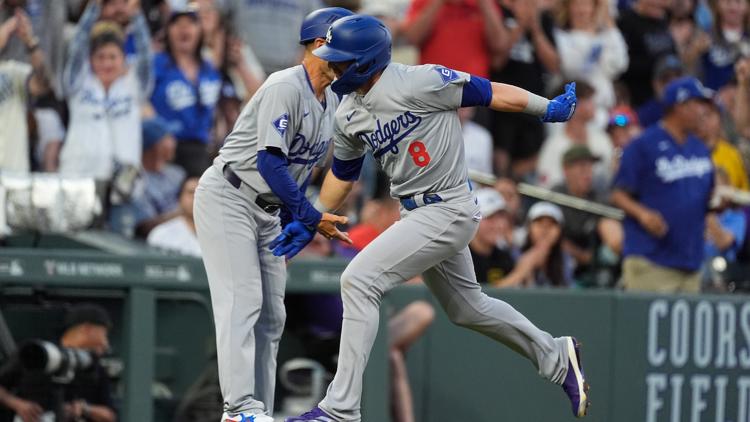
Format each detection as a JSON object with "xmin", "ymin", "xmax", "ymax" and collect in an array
[
  {"xmin": 407, "ymin": 64, "xmax": 471, "ymax": 112},
  {"xmin": 255, "ymin": 82, "xmax": 301, "ymax": 156}
]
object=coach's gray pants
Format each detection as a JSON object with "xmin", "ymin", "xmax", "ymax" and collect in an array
[
  {"xmin": 194, "ymin": 164, "xmax": 286, "ymax": 416},
  {"xmin": 319, "ymin": 193, "xmax": 569, "ymax": 422}
]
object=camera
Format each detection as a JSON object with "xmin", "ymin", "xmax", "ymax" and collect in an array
[{"xmin": 18, "ymin": 340, "xmax": 95, "ymax": 384}]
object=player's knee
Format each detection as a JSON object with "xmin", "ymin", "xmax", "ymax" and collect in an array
[
  {"xmin": 268, "ymin": 307, "xmax": 286, "ymax": 336},
  {"xmin": 257, "ymin": 297, "xmax": 286, "ymax": 338},
  {"xmin": 446, "ymin": 300, "xmax": 487, "ymax": 329},
  {"xmin": 448, "ymin": 309, "xmax": 481, "ymax": 328},
  {"xmin": 340, "ymin": 267, "xmax": 370, "ymax": 300}
]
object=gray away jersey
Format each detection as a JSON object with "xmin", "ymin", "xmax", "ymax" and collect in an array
[
  {"xmin": 219, "ymin": 65, "xmax": 339, "ymax": 201},
  {"xmin": 333, "ymin": 63, "xmax": 472, "ymax": 198}
]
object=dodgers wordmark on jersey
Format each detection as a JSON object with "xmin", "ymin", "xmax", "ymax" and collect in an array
[
  {"xmin": 333, "ymin": 63, "xmax": 472, "ymax": 198},
  {"xmin": 219, "ymin": 65, "xmax": 339, "ymax": 202}
]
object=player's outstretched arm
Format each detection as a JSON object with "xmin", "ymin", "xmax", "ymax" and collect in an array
[
  {"xmin": 317, "ymin": 170, "xmax": 355, "ymax": 213},
  {"xmin": 488, "ymin": 81, "xmax": 577, "ymax": 123},
  {"xmin": 314, "ymin": 170, "xmax": 356, "ymax": 242}
]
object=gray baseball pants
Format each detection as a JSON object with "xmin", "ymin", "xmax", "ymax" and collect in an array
[
  {"xmin": 319, "ymin": 191, "xmax": 570, "ymax": 422},
  {"xmin": 194, "ymin": 164, "xmax": 286, "ymax": 417}
]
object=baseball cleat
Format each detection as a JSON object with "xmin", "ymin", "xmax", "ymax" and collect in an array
[
  {"xmin": 221, "ymin": 412, "xmax": 274, "ymax": 422},
  {"xmin": 562, "ymin": 336, "xmax": 590, "ymax": 418},
  {"xmin": 285, "ymin": 406, "xmax": 337, "ymax": 421}
]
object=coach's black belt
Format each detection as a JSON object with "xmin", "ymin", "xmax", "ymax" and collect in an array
[{"xmin": 222, "ymin": 164, "xmax": 281, "ymax": 213}]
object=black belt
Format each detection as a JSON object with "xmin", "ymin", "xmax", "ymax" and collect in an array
[{"xmin": 222, "ymin": 164, "xmax": 281, "ymax": 213}]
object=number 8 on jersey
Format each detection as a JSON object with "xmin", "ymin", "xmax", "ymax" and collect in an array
[{"xmin": 408, "ymin": 141, "xmax": 431, "ymax": 167}]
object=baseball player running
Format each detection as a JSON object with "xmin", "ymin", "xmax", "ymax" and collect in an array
[
  {"xmin": 193, "ymin": 8, "xmax": 353, "ymax": 422},
  {"xmin": 278, "ymin": 15, "xmax": 589, "ymax": 422}
]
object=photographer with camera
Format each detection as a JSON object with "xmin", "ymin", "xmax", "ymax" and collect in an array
[{"xmin": 0, "ymin": 304, "xmax": 116, "ymax": 422}]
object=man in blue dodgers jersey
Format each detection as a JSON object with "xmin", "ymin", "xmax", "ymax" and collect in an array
[
  {"xmin": 277, "ymin": 15, "xmax": 589, "ymax": 422},
  {"xmin": 611, "ymin": 77, "xmax": 715, "ymax": 294},
  {"xmin": 192, "ymin": 8, "xmax": 353, "ymax": 422}
]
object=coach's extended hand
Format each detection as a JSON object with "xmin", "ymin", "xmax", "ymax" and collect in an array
[
  {"xmin": 270, "ymin": 213, "xmax": 352, "ymax": 259},
  {"xmin": 542, "ymin": 82, "xmax": 577, "ymax": 123}
]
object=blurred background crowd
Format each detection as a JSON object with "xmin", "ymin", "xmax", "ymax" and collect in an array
[{"xmin": 2, "ymin": 0, "xmax": 750, "ymax": 294}]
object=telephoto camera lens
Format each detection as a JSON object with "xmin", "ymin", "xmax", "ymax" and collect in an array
[{"xmin": 18, "ymin": 340, "xmax": 95, "ymax": 380}]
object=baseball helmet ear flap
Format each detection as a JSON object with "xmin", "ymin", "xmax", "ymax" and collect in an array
[{"xmin": 313, "ymin": 14, "xmax": 392, "ymax": 95}]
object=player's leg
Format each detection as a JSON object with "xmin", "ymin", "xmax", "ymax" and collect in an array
[
  {"xmin": 194, "ymin": 166, "xmax": 269, "ymax": 417},
  {"xmin": 422, "ymin": 247, "xmax": 568, "ymax": 380},
  {"xmin": 421, "ymin": 246, "xmax": 589, "ymax": 417},
  {"xmin": 252, "ymin": 213, "xmax": 287, "ymax": 414},
  {"xmin": 311, "ymin": 200, "xmax": 479, "ymax": 422}
]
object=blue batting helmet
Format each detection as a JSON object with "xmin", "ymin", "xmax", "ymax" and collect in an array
[
  {"xmin": 299, "ymin": 7, "xmax": 354, "ymax": 45},
  {"xmin": 313, "ymin": 14, "xmax": 392, "ymax": 96}
]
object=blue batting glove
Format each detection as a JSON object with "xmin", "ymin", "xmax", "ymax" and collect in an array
[
  {"xmin": 268, "ymin": 232, "xmax": 288, "ymax": 251},
  {"xmin": 542, "ymin": 82, "xmax": 577, "ymax": 123},
  {"xmin": 270, "ymin": 220, "xmax": 315, "ymax": 259}
]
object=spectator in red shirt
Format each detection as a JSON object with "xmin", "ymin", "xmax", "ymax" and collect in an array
[
  {"xmin": 336, "ymin": 198, "xmax": 401, "ymax": 257},
  {"xmin": 401, "ymin": 0, "xmax": 508, "ymax": 78}
]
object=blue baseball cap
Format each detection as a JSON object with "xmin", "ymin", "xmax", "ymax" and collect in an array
[
  {"xmin": 662, "ymin": 77, "xmax": 714, "ymax": 108},
  {"xmin": 142, "ymin": 117, "xmax": 173, "ymax": 150}
]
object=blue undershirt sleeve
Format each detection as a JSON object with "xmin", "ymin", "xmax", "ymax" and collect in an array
[
  {"xmin": 331, "ymin": 156, "xmax": 365, "ymax": 181},
  {"xmin": 257, "ymin": 149, "xmax": 322, "ymax": 228},
  {"xmin": 460, "ymin": 75, "xmax": 492, "ymax": 107}
]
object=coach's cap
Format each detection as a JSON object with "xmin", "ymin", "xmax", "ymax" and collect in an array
[
  {"xmin": 562, "ymin": 145, "xmax": 600, "ymax": 166},
  {"xmin": 63, "ymin": 303, "xmax": 113, "ymax": 331},
  {"xmin": 476, "ymin": 188, "xmax": 507, "ymax": 217},
  {"xmin": 662, "ymin": 77, "xmax": 714, "ymax": 108},
  {"xmin": 299, "ymin": 7, "xmax": 354, "ymax": 44},
  {"xmin": 527, "ymin": 202, "xmax": 564, "ymax": 225},
  {"xmin": 654, "ymin": 54, "xmax": 685, "ymax": 81}
]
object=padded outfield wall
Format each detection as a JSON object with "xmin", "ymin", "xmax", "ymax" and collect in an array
[{"xmin": 0, "ymin": 247, "xmax": 748, "ymax": 422}]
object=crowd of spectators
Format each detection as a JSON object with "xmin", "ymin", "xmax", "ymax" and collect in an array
[{"xmin": 2, "ymin": 0, "xmax": 750, "ymax": 294}]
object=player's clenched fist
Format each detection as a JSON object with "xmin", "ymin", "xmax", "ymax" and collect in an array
[
  {"xmin": 542, "ymin": 82, "xmax": 577, "ymax": 123},
  {"xmin": 318, "ymin": 213, "xmax": 352, "ymax": 244}
]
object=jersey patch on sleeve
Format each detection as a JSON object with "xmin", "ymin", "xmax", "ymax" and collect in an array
[
  {"xmin": 434, "ymin": 66, "xmax": 459, "ymax": 84},
  {"xmin": 272, "ymin": 112, "xmax": 290, "ymax": 137}
]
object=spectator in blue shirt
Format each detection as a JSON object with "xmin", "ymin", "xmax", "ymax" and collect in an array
[
  {"xmin": 151, "ymin": 5, "xmax": 221, "ymax": 177},
  {"xmin": 133, "ymin": 117, "xmax": 187, "ymax": 238},
  {"xmin": 682, "ymin": 0, "xmax": 750, "ymax": 91},
  {"xmin": 108, "ymin": 117, "xmax": 186, "ymax": 238},
  {"xmin": 611, "ymin": 77, "xmax": 716, "ymax": 293}
]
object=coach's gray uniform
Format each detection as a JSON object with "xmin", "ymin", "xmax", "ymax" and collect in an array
[
  {"xmin": 318, "ymin": 63, "xmax": 570, "ymax": 421},
  {"xmin": 194, "ymin": 65, "xmax": 337, "ymax": 416}
]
